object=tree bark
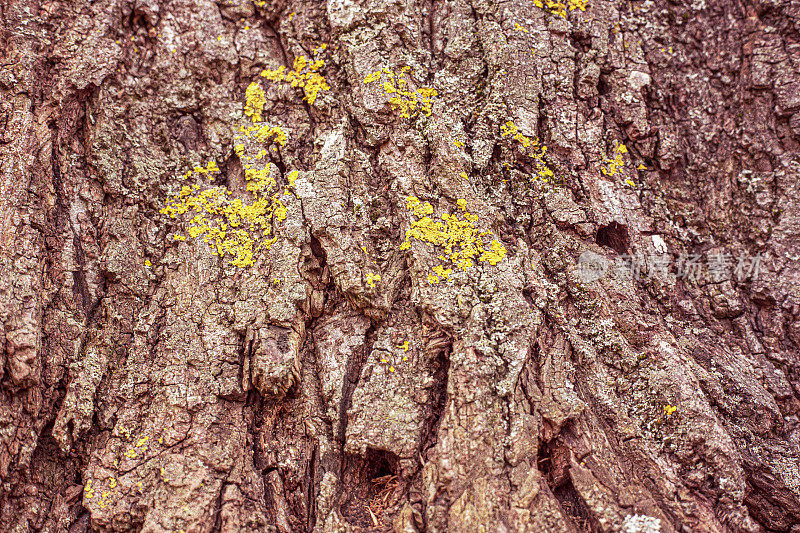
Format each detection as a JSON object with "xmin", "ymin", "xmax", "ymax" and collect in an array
[{"xmin": 1, "ymin": 0, "xmax": 800, "ymax": 531}]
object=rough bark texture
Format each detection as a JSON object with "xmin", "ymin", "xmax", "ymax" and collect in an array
[{"xmin": 2, "ymin": 0, "xmax": 800, "ymax": 531}]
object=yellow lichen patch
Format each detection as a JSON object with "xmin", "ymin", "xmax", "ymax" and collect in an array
[
  {"xmin": 663, "ymin": 404, "xmax": 677, "ymax": 416},
  {"xmin": 98, "ymin": 490, "xmax": 114, "ymax": 510},
  {"xmin": 500, "ymin": 120, "xmax": 532, "ymax": 149},
  {"xmin": 161, "ymin": 160, "xmax": 296, "ymax": 268},
  {"xmin": 569, "ymin": 0, "xmax": 588, "ymax": 11},
  {"xmin": 162, "ymin": 76, "xmax": 301, "ymax": 268},
  {"xmin": 601, "ymin": 142, "xmax": 628, "ymax": 177},
  {"xmin": 84, "ymin": 480, "xmax": 95, "ymax": 499},
  {"xmin": 363, "ymin": 66, "xmax": 438, "ymax": 119},
  {"xmin": 252, "ymin": 123, "xmax": 288, "ymax": 146},
  {"xmin": 244, "ymin": 82, "xmax": 267, "ymax": 123},
  {"xmin": 363, "ymin": 71, "xmax": 381, "ymax": 84},
  {"xmin": 399, "ymin": 341, "xmax": 410, "ymax": 352},
  {"xmin": 532, "ymin": 0, "xmax": 586, "ymax": 17},
  {"xmin": 260, "ymin": 50, "xmax": 331, "ymax": 105},
  {"xmin": 366, "ymin": 272, "xmax": 381, "ymax": 289},
  {"xmin": 400, "ymin": 196, "xmax": 507, "ymax": 284},
  {"xmin": 432, "ymin": 264, "xmax": 453, "ymax": 280},
  {"xmin": 479, "ymin": 238, "xmax": 507, "ymax": 265},
  {"xmin": 500, "ymin": 121, "xmax": 554, "ymax": 182}
]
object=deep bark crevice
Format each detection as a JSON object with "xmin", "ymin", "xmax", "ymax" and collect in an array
[{"xmin": 339, "ymin": 448, "xmax": 400, "ymax": 529}]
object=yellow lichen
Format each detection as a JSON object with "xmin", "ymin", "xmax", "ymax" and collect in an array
[
  {"xmin": 260, "ymin": 50, "xmax": 331, "ymax": 105},
  {"xmin": 98, "ymin": 490, "xmax": 113, "ymax": 510},
  {"xmin": 501, "ymin": 121, "xmax": 554, "ymax": 181},
  {"xmin": 366, "ymin": 272, "xmax": 381, "ymax": 289},
  {"xmin": 479, "ymin": 238, "xmax": 507, "ymax": 265},
  {"xmin": 532, "ymin": 0, "xmax": 586, "ymax": 18},
  {"xmin": 244, "ymin": 82, "xmax": 267, "ymax": 123},
  {"xmin": 363, "ymin": 66, "xmax": 437, "ymax": 118},
  {"xmin": 569, "ymin": 0, "xmax": 588, "ymax": 11},
  {"xmin": 663, "ymin": 404, "xmax": 677, "ymax": 416},
  {"xmin": 432, "ymin": 264, "xmax": 452, "ymax": 280},
  {"xmin": 400, "ymin": 196, "xmax": 507, "ymax": 284},
  {"xmin": 601, "ymin": 142, "xmax": 627, "ymax": 177},
  {"xmin": 161, "ymin": 109, "xmax": 298, "ymax": 267}
]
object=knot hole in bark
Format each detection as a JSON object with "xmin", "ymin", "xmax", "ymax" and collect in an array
[{"xmin": 596, "ymin": 222, "xmax": 629, "ymax": 255}]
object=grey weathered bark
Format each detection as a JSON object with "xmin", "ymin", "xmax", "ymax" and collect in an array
[{"xmin": 1, "ymin": 0, "xmax": 800, "ymax": 531}]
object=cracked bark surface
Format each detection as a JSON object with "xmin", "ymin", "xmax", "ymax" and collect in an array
[{"xmin": 2, "ymin": 0, "xmax": 800, "ymax": 531}]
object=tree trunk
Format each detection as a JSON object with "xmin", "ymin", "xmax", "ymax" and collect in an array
[{"xmin": 2, "ymin": 0, "xmax": 799, "ymax": 531}]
